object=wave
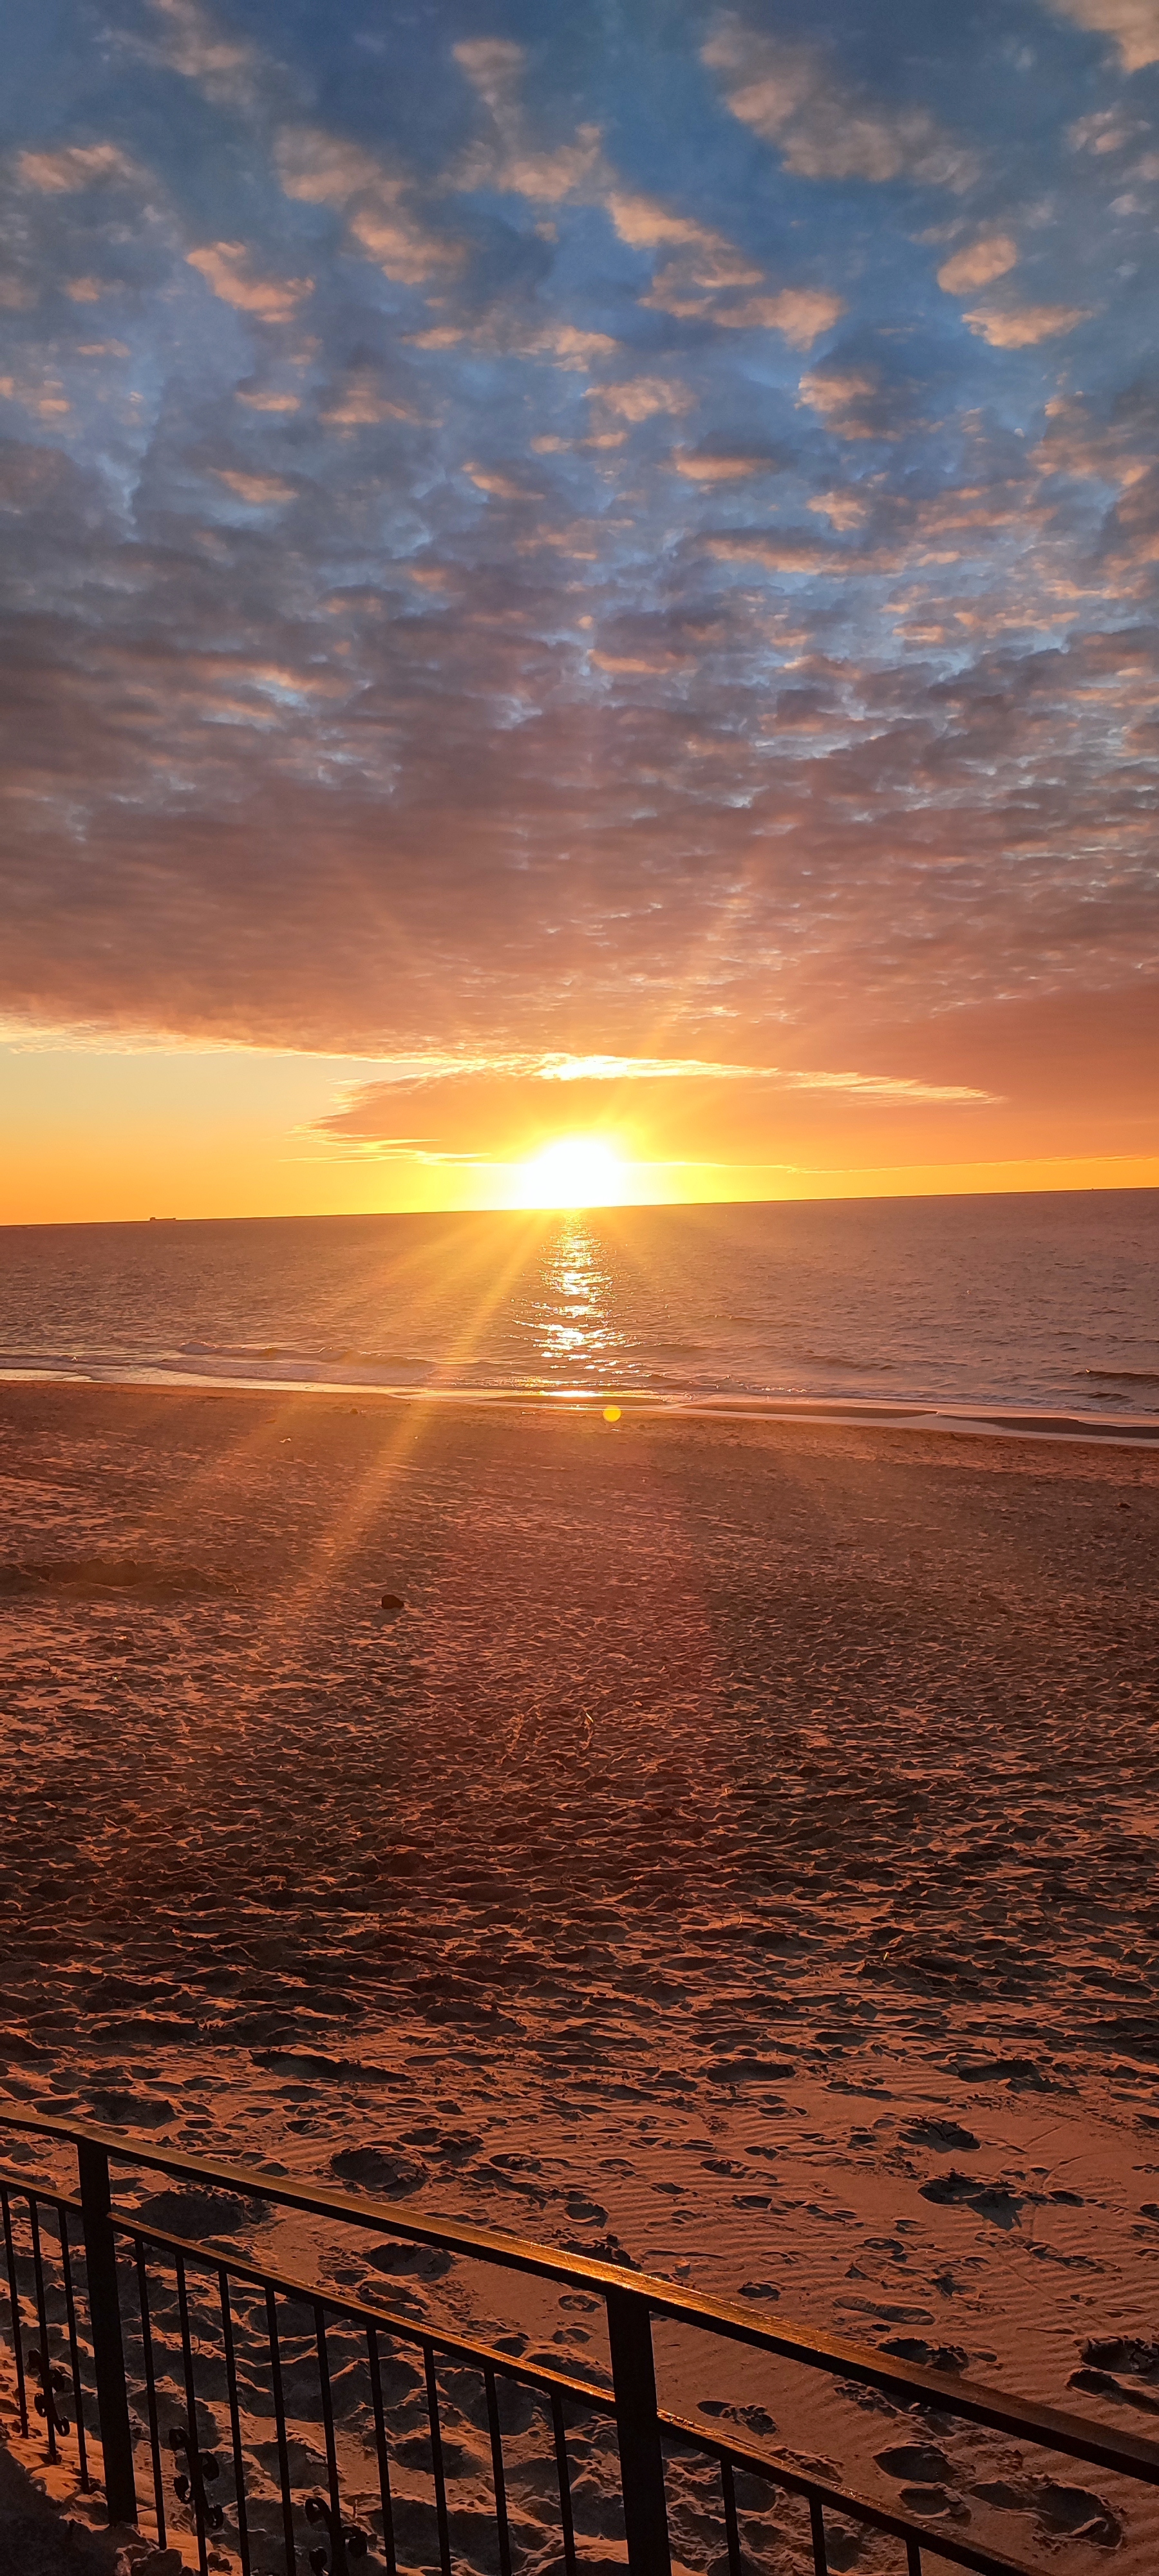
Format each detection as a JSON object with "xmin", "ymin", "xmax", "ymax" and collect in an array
[
  {"xmin": 177, "ymin": 1340, "xmax": 435, "ymax": 1368},
  {"xmin": 630, "ymin": 1340, "xmax": 711, "ymax": 1359},
  {"xmin": 800, "ymin": 1352, "xmax": 894, "ymax": 1372},
  {"xmin": 1078, "ymin": 1367, "xmax": 1159, "ymax": 1385}
]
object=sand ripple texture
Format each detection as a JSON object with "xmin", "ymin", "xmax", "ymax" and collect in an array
[{"xmin": 1, "ymin": 1384, "xmax": 1158, "ymax": 2570}]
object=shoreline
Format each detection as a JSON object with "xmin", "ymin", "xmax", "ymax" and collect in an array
[{"xmin": 2, "ymin": 1365, "xmax": 1158, "ymax": 1448}]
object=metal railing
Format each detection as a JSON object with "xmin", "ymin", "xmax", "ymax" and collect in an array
[{"xmin": 1, "ymin": 2108, "xmax": 1156, "ymax": 2576}]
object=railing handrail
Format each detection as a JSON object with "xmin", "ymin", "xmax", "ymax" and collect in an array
[
  {"xmin": 0, "ymin": 2144, "xmax": 1050, "ymax": 2576},
  {"xmin": 3, "ymin": 2105, "xmax": 1157, "ymax": 2494}
]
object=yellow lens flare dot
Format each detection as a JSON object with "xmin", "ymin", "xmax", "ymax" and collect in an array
[{"xmin": 603, "ymin": 1405, "xmax": 622, "ymax": 1423}]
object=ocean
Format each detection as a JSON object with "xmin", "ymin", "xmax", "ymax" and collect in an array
[{"xmin": 1, "ymin": 1188, "xmax": 1156, "ymax": 1432}]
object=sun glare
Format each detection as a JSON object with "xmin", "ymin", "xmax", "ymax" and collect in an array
[{"xmin": 514, "ymin": 1136, "xmax": 628, "ymax": 1208}]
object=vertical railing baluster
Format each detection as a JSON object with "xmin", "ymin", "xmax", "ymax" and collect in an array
[
  {"xmin": 1, "ymin": 2184, "xmax": 28, "ymax": 2437},
  {"xmin": 176, "ymin": 2253, "xmax": 210, "ymax": 2576},
  {"xmin": 721, "ymin": 2455, "xmax": 742, "ymax": 2576},
  {"xmin": 56, "ymin": 2204, "xmax": 90, "ymax": 2490},
  {"xmin": 809, "ymin": 2493, "xmax": 828, "ymax": 2576},
  {"xmin": 367, "ymin": 2325, "xmax": 397, "ymax": 2576},
  {"xmin": 266, "ymin": 2287, "xmax": 297, "ymax": 2576},
  {"xmin": 220, "ymin": 2269, "xmax": 251, "ymax": 2576},
  {"xmin": 424, "ymin": 2344, "xmax": 453, "ymax": 2576},
  {"xmin": 906, "ymin": 2542, "xmax": 922, "ymax": 2576},
  {"xmin": 551, "ymin": 2388, "xmax": 578, "ymax": 2576},
  {"xmin": 484, "ymin": 2366, "xmax": 512, "ymax": 2576},
  {"xmin": 135, "ymin": 2240, "xmax": 166, "ymax": 2550},
  {"xmin": 29, "ymin": 2198, "xmax": 59, "ymax": 2465},
  {"xmin": 77, "ymin": 2140, "xmax": 137, "ymax": 2527},
  {"xmin": 314, "ymin": 2301, "xmax": 348, "ymax": 2576},
  {"xmin": 605, "ymin": 2287, "xmax": 671, "ymax": 2576}
]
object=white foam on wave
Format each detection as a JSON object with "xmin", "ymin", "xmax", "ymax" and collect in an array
[{"xmin": 0, "ymin": 1350, "xmax": 1156, "ymax": 1444}]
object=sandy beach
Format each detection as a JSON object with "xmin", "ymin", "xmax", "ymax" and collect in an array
[{"xmin": 1, "ymin": 1381, "xmax": 1158, "ymax": 2567}]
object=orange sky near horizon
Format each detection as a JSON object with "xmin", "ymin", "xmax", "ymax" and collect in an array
[{"xmin": 3, "ymin": 1025, "xmax": 1156, "ymax": 1226}]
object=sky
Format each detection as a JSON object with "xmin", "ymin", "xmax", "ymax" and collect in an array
[{"xmin": 1, "ymin": 0, "xmax": 1157, "ymax": 1219}]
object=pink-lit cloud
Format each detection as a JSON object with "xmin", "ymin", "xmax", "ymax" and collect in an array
[
  {"xmin": 963, "ymin": 300, "xmax": 1093, "ymax": 344},
  {"xmin": 187, "ymin": 243, "xmax": 313, "ymax": 322},
  {"xmin": 937, "ymin": 236, "xmax": 1019, "ymax": 292},
  {"xmin": 702, "ymin": 19, "xmax": 979, "ymax": 189},
  {"xmin": 1043, "ymin": 0, "xmax": 1159, "ymax": 71}
]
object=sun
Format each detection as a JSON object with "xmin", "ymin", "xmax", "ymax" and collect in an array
[{"xmin": 513, "ymin": 1135, "xmax": 628, "ymax": 1208}]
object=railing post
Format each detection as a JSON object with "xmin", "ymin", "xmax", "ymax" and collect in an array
[
  {"xmin": 606, "ymin": 2287, "xmax": 671, "ymax": 2576},
  {"xmin": 77, "ymin": 2141, "xmax": 137, "ymax": 2528}
]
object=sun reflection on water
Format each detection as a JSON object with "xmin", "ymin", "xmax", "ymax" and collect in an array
[{"xmin": 525, "ymin": 1217, "xmax": 623, "ymax": 1385}]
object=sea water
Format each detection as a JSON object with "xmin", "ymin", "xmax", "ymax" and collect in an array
[{"xmin": 0, "ymin": 1189, "xmax": 1156, "ymax": 1428}]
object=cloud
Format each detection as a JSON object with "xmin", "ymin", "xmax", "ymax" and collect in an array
[
  {"xmin": 346, "ymin": 200, "xmax": 464, "ymax": 282},
  {"xmin": 319, "ymin": 374, "xmax": 415, "ymax": 427},
  {"xmin": 187, "ymin": 242, "xmax": 312, "ymax": 322},
  {"xmin": 777, "ymin": 1070, "xmax": 994, "ymax": 1101},
  {"xmin": 702, "ymin": 19, "xmax": 979, "ymax": 190},
  {"xmin": 1068, "ymin": 108, "xmax": 1133, "ymax": 150},
  {"xmin": 212, "ymin": 468, "xmax": 296, "ymax": 506},
  {"xmin": 464, "ymin": 463, "xmax": 533, "ymax": 499},
  {"xmin": 798, "ymin": 365, "xmax": 900, "ymax": 439},
  {"xmin": 671, "ymin": 450, "xmax": 771, "ymax": 480},
  {"xmin": 589, "ymin": 376, "xmax": 694, "ymax": 421},
  {"xmin": 453, "ymin": 38, "xmax": 604, "ymax": 202},
  {"xmin": 605, "ymin": 191, "xmax": 760, "ymax": 270},
  {"xmin": 590, "ymin": 648, "xmax": 692, "ymax": 674},
  {"xmin": 142, "ymin": 0, "xmax": 259, "ymax": 105},
  {"xmin": 239, "ymin": 386, "xmax": 301, "ymax": 413},
  {"xmin": 541, "ymin": 325, "xmax": 621, "ymax": 368},
  {"xmin": 937, "ymin": 235, "xmax": 1019, "ymax": 292},
  {"xmin": 452, "ymin": 37, "xmax": 525, "ymax": 115},
  {"xmin": 0, "ymin": 372, "xmax": 71, "ymax": 419},
  {"xmin": 276, "ymin": 130, "xmax": 381, "ymax": 205},
  {"xmin": 16, "ymin": 145, "xmax": 138, "ymax": 194},
  {"xmin": 1033, "ymin": 388, "xmax": 1156, "ymax": 500},
  {"xmin": 645, "ymin": 274, "xmax": 843, "ymax": 343},
  {"xmin": 326, "ymin": 1050, "xmax": 994, "ymax": 1102},
  {"xmin": 1042, "ymin": 0, "xmax": 1159, "ymax": 70},
  {"xmin": 315, "ymin": 1056, "xmax": 997, "ymax": 1158},
  {"xmin": 408, "ymin": 317, "xmax": 617, "ymax": 368},
  {"xmin": 963, "ymin": 301, "xmax": 1093, "ymax": 343},
  {"xmin": 323, "ymin": 1053, "xmax": 750, "ymax": 1097},
  {"xmin": 714, "ymin": 287, "xmax": 844, "ymax": 343},
  {"xmin": 606, "ymin": 189, "xmax": 807, "ymax": 343},
  {"xmin": 808, "ymin": 490, "xmax": 868, "ymax": 529},
  {"xmin": 704, "ymin": 531, "xmax": 835, "ymax": 574},
  {"xmin": 275, "ymin": 128, "xmax": 465, "ymax": 285}
]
